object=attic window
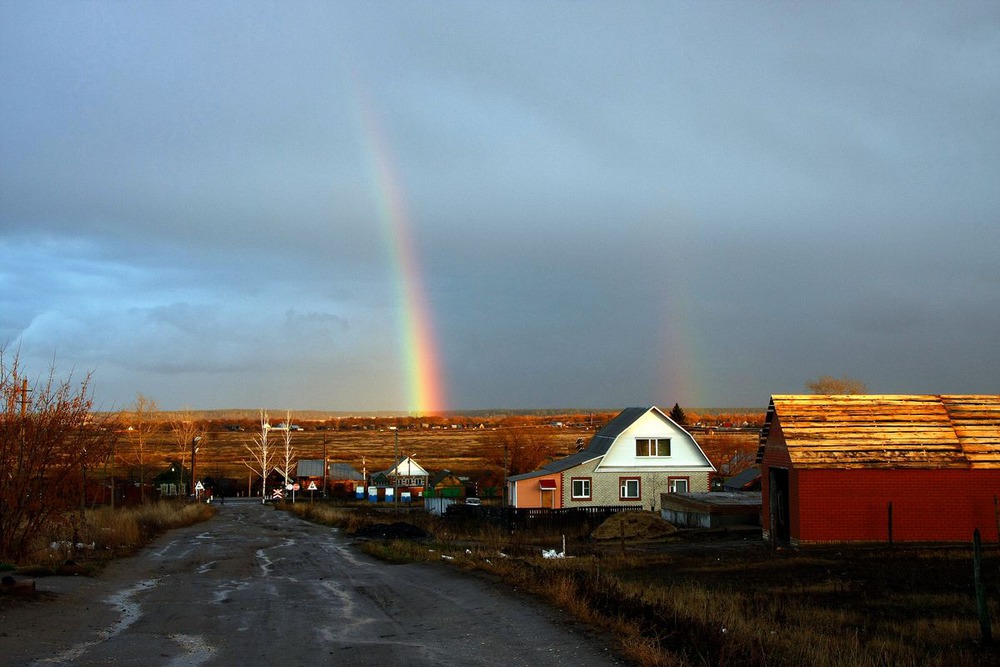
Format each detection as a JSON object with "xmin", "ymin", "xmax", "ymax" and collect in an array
[{"xmin": 636, "ymin": 438, "xmax": 671, "ymax": 457}]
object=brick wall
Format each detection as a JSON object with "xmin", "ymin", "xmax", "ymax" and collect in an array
[
  {"xmin": 794, "ymin": 468, "xmax": 1000, "ymax": 543},
  {"xmin": 561, "ymin": 458, "xmax": 711, "ymax": 510}
]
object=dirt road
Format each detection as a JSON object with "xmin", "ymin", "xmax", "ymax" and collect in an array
[{"xmin": 1, "ymin": 500, "xmax": 621, "ymax": 666}]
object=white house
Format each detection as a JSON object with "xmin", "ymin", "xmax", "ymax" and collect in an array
[
  {"xmin": 507, "ymin": 406, "xmax": 715, "ymax": 510},
  {"xmin": 369, "ymin": 456, "xmax": 430, "ymax": 490}
]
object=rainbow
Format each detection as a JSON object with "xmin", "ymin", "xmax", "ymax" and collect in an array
[
  {"xmin": 352, "ymin": 83, "xmax": 447, "ymax": 415},
  {"xmin": 657, "ymin": 277, "xmax": 705, "ymax": 408}
]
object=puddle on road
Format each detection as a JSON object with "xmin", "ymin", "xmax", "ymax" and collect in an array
[
  {"xmin": 31, "ymin": 578, "xmax": 160, "ymax": 666},
  {"xmin": 255, "ymin": 548, "xmax": 273, "ymax": 576},
  {"xmin": 212, "ymin": 578, "xmax": 249, "ymax": 604},
  {"xmin": 167, "ymin": 633, "xmax": 216, "ymax": 667},
  {"xmin": 254, "ymin": 537, "xmax": 298, "ymax": 577}
]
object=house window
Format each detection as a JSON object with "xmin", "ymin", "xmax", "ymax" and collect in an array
[
  {"xmin": 669, "ymin": 477, "xmax": 689, "ymax": 493},
  {"xmin": 571, "ymin": 478, "xmax": 591, "ymax": 500},
  {"xmin": 620, "ymin": 477, "xmax": 641, "ymax": 500},
  {"xmin": 635, "ymin": 438, "xmax": 671, "ymax": 457}
]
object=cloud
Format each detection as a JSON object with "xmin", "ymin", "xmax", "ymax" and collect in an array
[{"xmin": 1, "ymin": 2, "xmax": 998, "ymax": 410}]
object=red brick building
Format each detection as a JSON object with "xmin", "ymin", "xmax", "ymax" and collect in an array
[{"xmin": 757, "ymin": 395, "xmax": 1000, "ymax": 546}]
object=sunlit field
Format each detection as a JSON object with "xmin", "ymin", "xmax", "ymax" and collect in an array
[{"xmin": 125, "ymin": 411, "xmax": 761, "ymax": 491}]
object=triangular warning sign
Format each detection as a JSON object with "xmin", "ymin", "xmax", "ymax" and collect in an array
[
  {"xmin": 195, "ymin": 481, "xmax": 205, "ymax": 491},
  {"xmin": 307, "ymin": 481, "xmax": 318, "ymax": 491}
]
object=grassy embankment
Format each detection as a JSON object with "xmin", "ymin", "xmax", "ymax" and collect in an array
[
  {"xmin": 4, "ymin": 502, "xmax": 216, "ymax": 576},
  {"xmin": 288, "ymin": 502, "xmax": 1000, "ymax": 667}
]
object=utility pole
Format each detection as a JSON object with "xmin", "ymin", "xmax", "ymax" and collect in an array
[
  {"xmin": 393, "ymin": 426, "xmax": 399, "ymax": 508},
  {"xmin": 503, "ymin": 439, "xmax": 509, "ymax": 507},
  {"xmin": 322, "ymin": 435, "xmax": 328, "ymax": 499},
  {"xmin": 190, "ymin": 436, "xmax": 201, "ymax": 499}
]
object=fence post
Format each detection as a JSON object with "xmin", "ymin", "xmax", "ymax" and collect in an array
[
  {"xmin": 994, "ymin": 495, "xmax": 999, "ymax": 543},
  {"xmin": 974, "ymin": 528, "xmax": 992, "ymax": 645}
]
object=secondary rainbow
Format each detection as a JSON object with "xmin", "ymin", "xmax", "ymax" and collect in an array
[{"xmin": 353, "ymin": 84, "xmax": 447, "ymax": 415}]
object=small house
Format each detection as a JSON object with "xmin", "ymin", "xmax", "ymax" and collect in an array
[
  {"xmin": 369, "ymin": 456, "xmax": 429, "ymax": 500},
  {"xmin": 507, "ymin": 406, "xmax": 715, "ymax": 509}
]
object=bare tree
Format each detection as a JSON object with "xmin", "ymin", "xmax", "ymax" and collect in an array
[
  {"xmin": 169, "ymin": 408, "xmax": 203, "ymax": 495},
  {"xmin": 275, "ymin": 411, "xmax": 296, "ymax": 490},
  {"xmin": 123, "ymin": 393, "xmax": 160, "ymax": 502},
  {"xmin": 480, "ymin": 427, "xmax": 557, "ymax": 477},
  {"xmin": 242, "ymin": 410, "xmax": 274, "ymax": 503},
  {"xmin": 806, "ymin": 375, "xmax": 869, "ymax": 395},
  {"xmin": 0, "ymin": 348, "xmax": 118, "ymax": 560}
]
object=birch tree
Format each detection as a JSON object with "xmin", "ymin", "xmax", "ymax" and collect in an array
[
  {"xmin": 242, "ymin": 410, "xmax": 274, "ymax": 503},
  {"xmin": 276, "ymin": 411, "xmax": 296, "ymax": 489}
]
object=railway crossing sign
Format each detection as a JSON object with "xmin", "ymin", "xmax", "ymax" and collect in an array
[{"xmin": 272, "ymin": 488, "xmax": 284, "ymax": 500}]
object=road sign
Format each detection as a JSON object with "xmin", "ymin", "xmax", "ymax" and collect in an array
[
  {"xmin": 285, "ymin": 483, "xmax": 293, "ymax": 491},
  {"xmin": 292, "ymin": 483, "xmax": 300, "ymax": 491},
  {"xmin": 195, "ymin": 481, "xmax": 205, "ymax": 491},
  {"xmin": 272, "ymin": 488, "xmax": 284, "ymax": 499},
  {"xmin": 307, "ymin": 481, "xmax": 318, "ymax": 491}
]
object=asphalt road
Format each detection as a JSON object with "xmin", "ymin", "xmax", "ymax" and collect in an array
[{"xmin": 1, "ymin": 500, "xmax": 622, "ymax": 666}]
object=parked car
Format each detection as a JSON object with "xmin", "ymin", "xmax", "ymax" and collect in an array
[{"xmin": 465, "ymin": 497, "xmax": 482, "ymax": 506}]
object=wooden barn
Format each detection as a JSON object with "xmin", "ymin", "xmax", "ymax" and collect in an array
[{"xmin": 757, "ymin": 394, "xmax": 1000, "ymax": 546}]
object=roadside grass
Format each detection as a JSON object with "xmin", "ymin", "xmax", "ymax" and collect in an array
[
  {"xmin": 290, "ymin": 503, "xmax": 1000, "ymax": 667},
  {"xmin": 20, "ymin": 502, "xmax": 217, "ymax": 574}
]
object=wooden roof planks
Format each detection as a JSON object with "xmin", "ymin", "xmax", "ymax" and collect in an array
[{"xmin": 757, "ymin": 394, "xmax": 1000, "ymax": 469}]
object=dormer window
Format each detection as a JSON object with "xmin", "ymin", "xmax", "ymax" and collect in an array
[{"xmin": 635, "ymin": 437, "xmax": 671, "ymax": 457}]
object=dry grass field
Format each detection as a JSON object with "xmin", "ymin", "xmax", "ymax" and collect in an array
[
  {"xmin": 140, "ymin": 423, "xmax": 592, "ymax": 483},
  {"xmin": 124, "ymin": 415, "xmax": 760, "ymax": 496}
]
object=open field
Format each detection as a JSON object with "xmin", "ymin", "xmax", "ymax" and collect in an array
[
  {"xmin": 121, "ymin": 416, "xmax": 761, "ymax": 491},
  {"xmin": 142, "ymin": 423, "xmax": 594, "ymax": 482}
]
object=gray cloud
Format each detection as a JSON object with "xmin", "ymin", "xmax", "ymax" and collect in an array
[{"xmin": 2, "ymin": 2, "xmax": 997, "ymax": 411}]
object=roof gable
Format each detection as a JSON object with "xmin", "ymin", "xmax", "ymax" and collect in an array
[
  {"xmin": 385, "ymin": 456, "xmax": 428, "ymax": 478},
  {"xmin": 597, "ymin": 406, "xmax": 714, "ymax": 470},
  {"xmin": 514, "ymin": 406, "xmax": 713, "ymax": 478},
  {"xmin": 758, "ymin": 394, "xmax": 1000, "ymax": 468}
]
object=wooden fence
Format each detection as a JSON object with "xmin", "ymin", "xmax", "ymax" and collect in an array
[{"xmin": 447, "ymin": 503, "xmax": 644, "ymax": 531}]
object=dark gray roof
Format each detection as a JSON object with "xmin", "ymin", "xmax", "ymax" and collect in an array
[
  {"xmin": 328, "ymin": 462, "xmax": 365, "ymax": 481},
  {"xmin": 295, "ymin": 459, "xmax": 325, "ymax": 477},
  {"xmin": 722, "ymin": 467, "xmax": 761, "ymax": 491},
  {"xmin": 508, "ymin": 407, "xmax": 655, "ymax": 480}
]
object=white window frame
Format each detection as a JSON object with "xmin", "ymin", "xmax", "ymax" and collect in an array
[
  {"xmin": 668, "ymin": 477, "xmax": 689, "ymax": 493},
  {"xmin": 571, "ymin": 477, "xmax": 591, "ymax": 500},
  {"xmin": 620, "ymin": 477, "xmax": 641, "ymax": 500},
  {"xmin": 635, "ymin": 438, "xmax": 671, "ymax": 457}
]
